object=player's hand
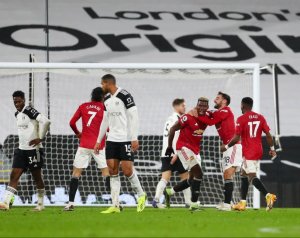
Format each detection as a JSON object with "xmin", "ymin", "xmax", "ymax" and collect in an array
[
  {"xmin": 220, "ymin": 144, "xmax": 227, "ymax": 152},
  {"xmin": 94, "ymin": 142, "xmax": 101, "ymax": 154},
  {"xmin": 165, "ymin": 147, "xmax": 175, "ymax": 157},
  {"xmin": 194, "ymin": 129, "xmax": 204, "ymax": 135},
  {"xmin": 269, "ymin": 149, "xmax": 277, "ymax": 159},
  {"xmin": 131, "ymin": 140, "xmax": 139, "ymax": 152},
  {"xmin": 29, "ymin": 138, "xmax": 41, "ymax": 147},
  {"xmin": 170, "ymin": 154, "xmax": 178, "ymax": 165},
  {"xmin": 76, "ymin": 132, "xmax": 82, "ymax": 139}
]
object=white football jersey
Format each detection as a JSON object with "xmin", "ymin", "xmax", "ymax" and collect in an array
[
  {"xmin": 104, "ymin": 87, "xmax": 137, "ymax": 142},
  {"xmin": 15, "ymin": 106, "xmax": 43, "ymax": 150},
  {"xmin": 161, "ymin": 112, "xmax": 180, "ymax": 157}
]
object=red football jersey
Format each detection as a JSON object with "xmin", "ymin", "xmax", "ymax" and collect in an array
[
  {"xmin": 176, "ymin": 114, "xmax": 207, "ymax": 154},
  {"xmin": 198, "ymin": 106, "xmax": 236, "ymax": 144},
  {"xmin": 235, "ymin": 111, "xmax": 270, "ymax": 160},
  {"xmin": 69, "ymin": 101, "xmax": 106, "ymax": 150}
]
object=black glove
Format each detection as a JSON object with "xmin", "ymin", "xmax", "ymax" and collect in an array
[{"xmin": 165, "ymin": 147, "xmax": 175, "ymax": 157}]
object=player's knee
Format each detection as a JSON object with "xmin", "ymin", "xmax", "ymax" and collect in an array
[
  {"xmin": 109, "ymin": 168, "xmax": 119, "ymax": 176},
  {"xmin": 224, "ymin": 169, "xmax": 233, "ymax": 180},
  {"xmin": 123, "ymin": 169, "xmax": 133, "ymax": 177}
]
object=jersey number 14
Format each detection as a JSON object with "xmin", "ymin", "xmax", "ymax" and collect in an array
[{"xmin": 248, "ymin": 121, "xmax": 260, "ymax": 138}]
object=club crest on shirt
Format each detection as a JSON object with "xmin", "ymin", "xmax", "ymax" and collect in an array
[{"xmin": 115, "ymin": 101, "xmax": 119, "ymax": 105}]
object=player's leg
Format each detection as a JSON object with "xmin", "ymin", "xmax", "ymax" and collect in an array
[
  {"xmin": 93, "ymin": 149, "xmax": 110, "ymax": 193},
  {"xmin": 0, "ymin": 149, "xmax": 26, "ymax": 210},
  {"xmin": 0, "ymin": 168, "xmax": 23, "ymax": 210},
  {"xmin": 246, "ymin": 160, "xmax": 277, "ymax": 211},
  {"xmin": 153, "ymin": 156, "xmax": 172, "ymax": 208},
  {"xmin": 178, "ymin": 171, "xmax": 191, "ymax": 207},
  {"xmin": 31, "ymin": 168, "xmax": 45, "ymax": 211},
  {"xmin": 232, "ymin": 168, "xmax": 249, "ymax": 211},
  {"xmin": 121, "ymin": 160, "xmax": 146, "ymax": 212},
  {"xmin": 188, "ymin": 163, "xmax": 203, "ymax": 211},
  {"xmin": 64, "ymin": 147, "xmax": 90, "ymax": 211}
]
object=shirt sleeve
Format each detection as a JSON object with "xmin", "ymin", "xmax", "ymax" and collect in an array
[
  {"xmin": 23, "ymin": 106, "xmax": 40, "ymax": 119},
  {"xmin": 97, "ymin": 111, "xmax": 109, "ymax": 143},
  {"xmin": 197, "ymin": 110, "xmax": 227, "ymax": 126},
  {"xmin": 262, "ymin": 116, "xmax": 271, "ymax": 134},
  {"xmin": 36, "ymin": 114, "xmax": 51, "ymax": 139},
  {"xmin": 69, "ymin": 107, "xmax": 81, "ymax": 135},
  {"xmin": 127, "ymin": 106, "xmax": 139, "ymax": 141},
  {"xmin": 235, "ymin": 117, "xmax": 242, "ymax": 135}
]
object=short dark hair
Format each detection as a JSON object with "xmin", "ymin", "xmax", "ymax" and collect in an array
[
  {"xmin": 172, "ymin": 98, "xmax": 185, "ymax": 107},
  {"xmin": 218, "ymin": 91, "xmax": 231, "ymax": 105},
  {"xmin": 12, "ymin": 90, "xmax": 25, "ymax": 99},
  {"xmin": 242, "ymin": 97, "xmax": 253, "ymax": 108},
  {"xmin": 91, "ymin": 87, "xmax": 103, "ymax": 102},
  {"xmin": 102, "ymin": 74, "xmax": 116, "ymax": 84}
]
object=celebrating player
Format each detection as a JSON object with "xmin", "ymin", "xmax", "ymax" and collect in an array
[
  {"xmin": 94, "ymin": 74, "xmax": 146, "ymax": 213},
  {"xmin": 0, "ymin": 91, "xmax": 50, "ymax": 211},
  {"xmin": 221, "ymin": 97, "xmax": 277, "ymax": 211},
  {"xmin": 64, "ymin": 87, "xmax": 109, "ymax": 211},
  {"xmin": 152, "ymin": 98, "xmax": 191, "ymax": 208},
  {"xmin": 164, "ymin": 97, "xmax": 209, "ymax": 212},
  {"xmin": 197, "ymin": 92, "xmax": 243, "ymax": 211}
]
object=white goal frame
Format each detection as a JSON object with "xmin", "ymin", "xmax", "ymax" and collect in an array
[{"xmin": 0, "ymin": 62, "xmax": 260, "ymax": 208}]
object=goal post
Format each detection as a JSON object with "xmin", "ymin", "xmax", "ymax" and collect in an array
[{"xmin": 0, "ymin": 62, "xmax": 260, "ymax": 208}]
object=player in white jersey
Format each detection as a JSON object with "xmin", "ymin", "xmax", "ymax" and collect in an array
[
  {"xmin": 152, "ymin": 98, "xmax": 191, "ymax": 208},
  {"xmin": 0, "ymin": 91, "xmax": 50, "ymax": 211},
  {"xmin": 94, "ymin": 74, "xmax": 146, "ymax": 213}
]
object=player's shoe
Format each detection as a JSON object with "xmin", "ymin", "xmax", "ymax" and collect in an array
[
  {"xmin": 232, "ymin": 200, "xmax": 247, "ymax": 211},
  {"xmin": 63, "ymin": 204, "xmax": 74, "ymax": 211},
  {"xmin": 32, "ymin": 205, "xmax": 45, "ymax": 212},
  {"xmin": 217, "ymin": 202, "xmax": 231, "ymax": 211},
  {"xmin": 216, "ymin": 202, "xmax": 223, "ymax": 210},
  {"xmin": 189, "ymin": 202, "xmax": 202, "ymax": 212},
  {"xmin": 101, "ymin": 206, "xmax": 121, "ymax": 214},
  {"xmin": 137, "ymin": 193, "xmax": 147, "ymax": 212},
  {"xmin": 152, "ymin": 200, "xmax": 166, "ymax": 209},
  {"xmin": 0, "ymin": 202, "xmax": 9, "ymax": 211},
  {"xmin": 164, "ymin": 188, "xmax": 172, "ymax": 208},
  {"xmin": 266, "ymin": 193, "xmax": 277, "ymax": 211}
]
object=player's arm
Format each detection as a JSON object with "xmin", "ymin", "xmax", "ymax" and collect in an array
[
  {"xmin": 263, "ymin": 117, "xmax": 277, "ymax": 159},
  {"xmin": 197, "ymin": 110, "xmax": 225, "ymax": 126},
  {"xmin": 165, "ymin": 121, "xmax": 182, "ymax": 157},
  {"xmin": 221, "ymin": 117, "xmax": 241, "ymax": 152},
  {"xmin": 69, "ymin": 107, "xmax": 82, "ymax": 139},
  {"xmin": 127, "ymin": 106, "xmax": 139, "ymax": 152},
  {"xmin": 94, "ymin": 110, "xmax": 109, "ymax": 154}
]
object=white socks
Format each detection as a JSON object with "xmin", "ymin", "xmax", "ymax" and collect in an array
[
  {"xmin": 37, "ymin": 189, "xmax": 45, "ymax": 207},
  {"xmin": 154, "ymin": 179, "xmax": 168, "ymax": 202},
  {"xmin": 183, "ymin": 187, "xmax": 191, "ymax": 205},
  {"xmin": 3, "ymin": 186, "xmax": 17, "ymax": 205},
  {"xmin": 110, "ymin": 175, "xmax": 120, "ymax": 207},
  {"xmin": 128, "ymin": 173, "xmax": 144, "ymax": 197}
]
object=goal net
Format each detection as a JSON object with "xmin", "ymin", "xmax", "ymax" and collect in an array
[{"xmin": 0, "ymin": 63, "xmax": 260, "ymax": 208}]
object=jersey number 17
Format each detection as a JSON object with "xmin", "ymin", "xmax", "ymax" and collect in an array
[{"xmin": 248, "ymin": 121, "xmax": 260, "ymax": 138}]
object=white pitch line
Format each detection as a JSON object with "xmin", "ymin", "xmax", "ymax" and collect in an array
[{"xmin": 281, "ymin": 160, "xmax": 300, "ymax": 169}]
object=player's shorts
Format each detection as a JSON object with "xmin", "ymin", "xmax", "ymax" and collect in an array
[
  {"xmin": 176, "ymin": 147, "xmax": 201, "ymax": 171},
  {"xmin": 242, "ymin": 158, "xmax": 260, "ymax": 174},
  {"xmin": 221, "ymin": 144, "xmax": 243, "ymax": 172},
  {"xmin": 105, "ymin": 141, "xmax": 133, "ymax": 161},
  {"xmin": 13, "ymin": 148, "xmax": 44, "ymax": 171},
  {"xmin": 161, "ymin": 156, "xmax": 187, "ymax": 174},
  {"xmin": 74, "ymin": 147, "xmax": 107, "ymax": 169}
]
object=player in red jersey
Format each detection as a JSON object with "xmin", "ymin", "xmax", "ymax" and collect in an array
[
  {"xmin": 164, "ymin": 97, "xmax": 209, "ymax": 212},
  {"xmin": 221, "ymin": 97, "xmax": 277, "ymax": 211},
  {"xmin": 64, "ymin": 87, "xmax": 109, "ymax": 211},
  {"xmin": 197, "ymin": 92, "xmax": 243, "ymax": 211}
]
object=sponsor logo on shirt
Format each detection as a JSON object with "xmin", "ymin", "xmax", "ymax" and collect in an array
[{"xmin": 109, "ymin": 112, "xmax": 122, "ymax": 116}]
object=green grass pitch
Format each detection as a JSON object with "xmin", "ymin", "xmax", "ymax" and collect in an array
[{"xmin": 0, "ymin": 207, "xmax": 299, "ymax": 237}]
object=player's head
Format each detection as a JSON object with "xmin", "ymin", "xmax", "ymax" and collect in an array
[
  {"xmin": 214, "ymin": 91, "xmax": 230, "ymax": 109},
  {"xmin": 172, "ymin": 98, "xmax": 186, "ymax": 115},
  {"xmin": 12, "ymin": 90, "xmax": 25, "ymax": 111},
  {"xmin": 101, "ymin": 74, "xmax": 116, "ymax": 94},
  {"xmin": 196, "ymin": 97, "xmax": 209, "ymax": 116},
  {"xmin": 91, "ymin": 87, "xmax": 104, "ymax": 102},
  {"xmin": 241, "ymin": 97, "xmax": 253, "ymax": 114}
]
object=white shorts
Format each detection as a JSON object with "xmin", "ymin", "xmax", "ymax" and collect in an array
[
  {"xmin": 73, "ymin": 147, "xmax": 107, "ymax": 169},
  {"xmin": 242, "ymin": 159, "xmax": 260, "ymax": 174},
  {"xmin": 222, "ymin": 144, "xmax": 243, "ymax": 172},
  {"xmin": 177, "ymin": 147, "xmax": 201, "ymax": 171}
]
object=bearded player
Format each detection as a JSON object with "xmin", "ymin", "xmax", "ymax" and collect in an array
[
  {"xmin": 164, "ymin": 97, "xmax": 209, "ymax": 212},
  {"xmin": 64, "ymin": 87, "xmax": 109, "ymax": 211},
  {"xmin": 152, "ymin": 98, "xmax": 191, "ymax": 208},
  {"xmin": 197, "ymin": 92, "xmax": 243, "ymax": 211},
  {"xmin": 221, "ymin": 97, "xmax": 277, "ymax": 211},
  {"xmin": 0, "ymin": 91, "xmax": 50, "ymax": 211}
]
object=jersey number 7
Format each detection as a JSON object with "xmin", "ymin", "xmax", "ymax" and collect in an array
[
  {"xmin": 87, "ymin": 111, "xmax": 97, "ymax": 127},
  {"xmin": 248, "ymin": 121, "xmax": 260, "ymax": 138}
]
